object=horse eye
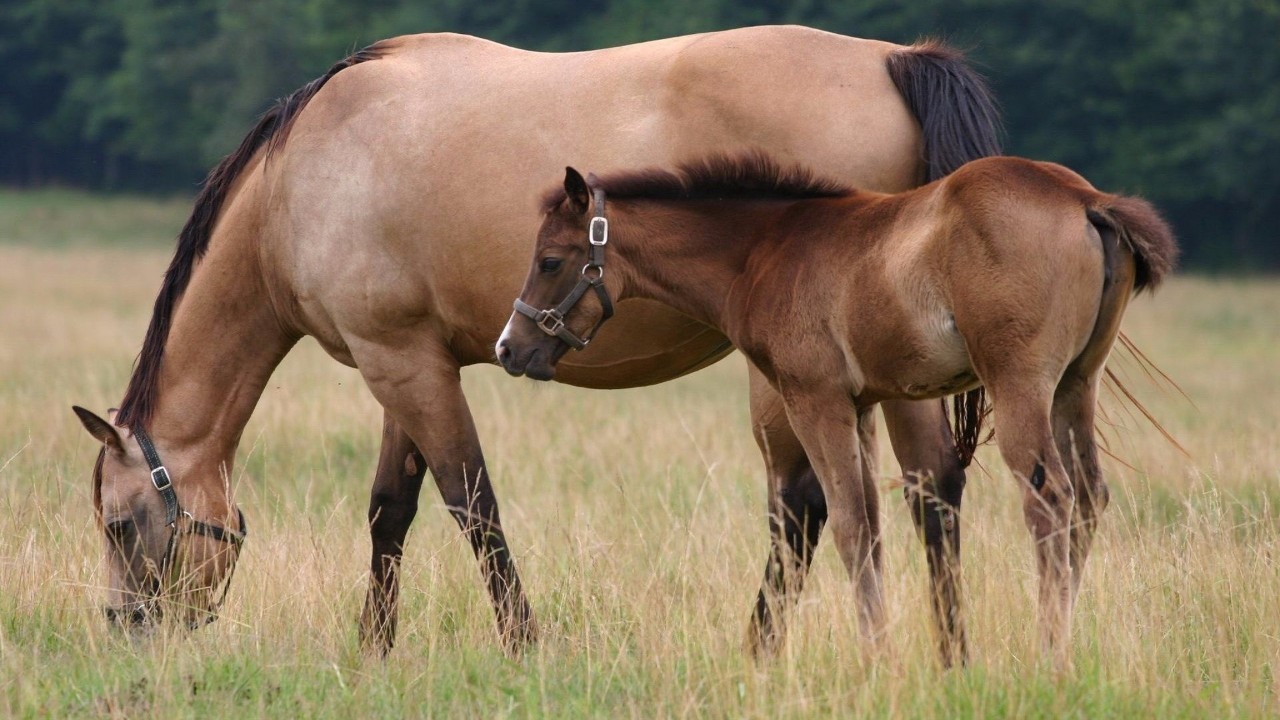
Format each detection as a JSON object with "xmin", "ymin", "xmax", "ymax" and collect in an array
[{"xmin": 539, "ymin": 257, "xmax": 563, "ymax": 273}]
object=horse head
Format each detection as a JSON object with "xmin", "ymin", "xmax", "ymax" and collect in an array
[{"xmin": 73, "ymin": 406, "xmax": 245, "ymax": 633}]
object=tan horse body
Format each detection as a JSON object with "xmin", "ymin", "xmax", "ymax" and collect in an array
[
  {"xmin": 501, "ymin": 154, "xmax": 1176, "ymax": 666},
  {"xmin": 72, "ymin": 26, "xmax": 1001, "ymax": 663}
]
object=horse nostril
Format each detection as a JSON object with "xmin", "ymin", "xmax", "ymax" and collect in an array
[{"xmin": 496, "ymin": 341, "xmax": 511, "ymax": 362}]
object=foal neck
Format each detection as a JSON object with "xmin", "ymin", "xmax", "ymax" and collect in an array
[{"xmin": 610, "ymin": 198, "xmax": 785, "ymax": 329}]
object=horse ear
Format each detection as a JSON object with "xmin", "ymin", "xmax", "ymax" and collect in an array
[
  {"xmin": 564, "ymin": 167, "xmax": 590, "ymax": 215},
  {"xmin": 73, "ymin": 406, "xmax": 124, "ymax": 452}
]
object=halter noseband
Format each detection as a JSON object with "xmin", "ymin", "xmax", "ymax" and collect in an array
[
  {"xmin": 111, "ymin": 427, "xmax": 247, "ymax": 628},
  {"xmin": 513, "ymin": 187, "xmax": 615, "ymax": 350}
]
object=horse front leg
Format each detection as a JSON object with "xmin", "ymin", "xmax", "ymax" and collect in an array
[
  {"xmin": 882, "ymin": 399, "xmax": 969, "ymax": 667},
  {"xmin": 745, "ymin": 368, "xmax": 827, "ymax": 657},
  {"xmin": 351, "ymin": 338, "xmax": 536, "ymax": 656},
  {"xmin": 360, "ymin": 411, "xmax": 427, "ymax": 655}
]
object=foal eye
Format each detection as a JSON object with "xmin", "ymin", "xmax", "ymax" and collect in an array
[{"xmin": 539, "ymin": 257, "xmax": 563, "ymax": 273}]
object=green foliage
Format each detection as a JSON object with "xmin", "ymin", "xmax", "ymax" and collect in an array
[{"xmin": 1, "ymin": 0, "xmax": 1277, "ymax": 266}]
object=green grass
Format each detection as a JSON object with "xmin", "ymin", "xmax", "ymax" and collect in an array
[{"xmin": 1, "ymin": 192, "xmax": 1279, "ymax": 717}]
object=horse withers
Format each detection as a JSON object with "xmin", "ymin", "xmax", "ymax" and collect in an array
[{"xmin": 499, "ymin": 153, "xmax": 1177, "ymax": 667}]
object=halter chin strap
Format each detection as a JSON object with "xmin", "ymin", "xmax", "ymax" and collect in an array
[
  {"xmin": 129, "ymin": 426, "xmax": 247, "ymax": 627},
  {"xmin": 513, "ymin": 187, "xmax": 615, "ymax": 350}
]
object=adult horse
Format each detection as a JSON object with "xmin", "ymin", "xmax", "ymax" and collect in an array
[
  {"xmin": 498, "ymin": 153, "xmax": 1176, "ymax": 667},
  {"xmin": 72, "ymin": 26, "xmax": 999, "ymax": 664}
]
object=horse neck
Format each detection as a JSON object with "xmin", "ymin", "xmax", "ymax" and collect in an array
[
  {"xmin": 611, "ymin": 200, "xmax": 773, "ymax": 329},
  {"xmin": 146, "ymin": 229, "xmax": 296, "ymax": 500}
]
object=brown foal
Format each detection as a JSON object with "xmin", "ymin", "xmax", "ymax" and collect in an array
[{"xmin": 499, "ymin": 152, "xmax": 1177, "ymax": 667}]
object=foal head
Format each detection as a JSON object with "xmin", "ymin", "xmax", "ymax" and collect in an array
[
  {"xmin": 73, "ymin": 406, "xmax": 245, "ymax": 633},
  {"xmin": 497, "ymin": 167, "xmax": 614, "ymax": 380}
]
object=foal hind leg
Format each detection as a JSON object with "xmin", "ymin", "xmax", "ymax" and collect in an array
[
  {"xmin": 883, "ymin": 399, "xmax": 969, "ymax": 667},
  {"xmin": 987, "ymin": 378, "xmax": 1076, "ymax": 669},
  {"xmin": 1053, "ymin": 372, "xmax": 1107, "ymax": 603},
  {"xmin": 351, "ymin": 338, "xmax": 536, "ymax": 654},
  {"xmin": 745, "ymin": 370, "xmax": 827, "ymax": 657},
  {"xmin": 360, "ymin": 412, "xmax": 427, "ymax": 655}
]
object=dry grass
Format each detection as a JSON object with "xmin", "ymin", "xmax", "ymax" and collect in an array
[{"xmin": 1, "ymin": 198, "xmax": 1278, "ymax": 717}]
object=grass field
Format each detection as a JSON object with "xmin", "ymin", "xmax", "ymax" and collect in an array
[{"xmin": 1, "ymin": 192, "xmax": 1278, "ymax": 717}]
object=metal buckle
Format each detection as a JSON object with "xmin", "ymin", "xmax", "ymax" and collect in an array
[
  {"xmin": 581, "ymin": 263, "xmax": 604, "ymax": 281},
  {"xmin": 589, "ymin": 216, "xmax": 608, "ymax": 246},
  {"xmin": 537, "ymin": 312, "xmax": 565, "ymax": 335},
  {"xmin": 151, "ymin": 466, "xmax": 173, "ymax": 491}
]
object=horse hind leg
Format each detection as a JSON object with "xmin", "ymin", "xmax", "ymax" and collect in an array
[
  {"xmin": 1053, "ymin": 372, "xmax": 1108, "ymax": 604},
  {"xmin": 745, "ymin": 370, "xmax": 828, "ymax": 657},
  {"xmin": 883, "ymin": 399, "xmax": 969, "ymax": 668},
  {"xmin": 360, "ymin": 411, "xmax": 428, "ymax": 656}
]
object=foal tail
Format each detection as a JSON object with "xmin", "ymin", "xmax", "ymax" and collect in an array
[
  {"xmin": 1087, "ymin": 196, "xmax": 1179, "ymax": 295},
  {"xmin": 886, "ymin": 40, "xmax": 1003, "ymax": 466}
]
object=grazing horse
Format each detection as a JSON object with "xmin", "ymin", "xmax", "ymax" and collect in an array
[
  {"xmin": 71, "ymin": 26, "xmax": 1001, "ymax": 663},
  {"xmin": 498, "ymin": 153, "xmax": 1176, "ymax": 667}
]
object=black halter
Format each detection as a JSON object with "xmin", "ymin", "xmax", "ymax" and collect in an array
[
  {"xmin": 123, "ymin": 427, "xmax": 247, "ymax": 627},
  {"xmin": 513, "ymin": 188, "xmax": 615, "ymax": 350}
]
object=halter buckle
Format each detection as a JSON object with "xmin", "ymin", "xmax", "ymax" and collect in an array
[
  {"xmin": 589, "ymin": 216, "xmax": 608, "ymax": 246},
  {"xmin": 537, "ymin": 311, "xmax": 565, "ymax": 335},
  {"xmin": 150, "ymin": 466, "xmax": 173, "ymax": 492}
]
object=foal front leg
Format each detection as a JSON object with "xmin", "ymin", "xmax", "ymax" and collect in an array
[{"xmin": 782, "ymin": 388, "xmax": 886, "ymax": 645}]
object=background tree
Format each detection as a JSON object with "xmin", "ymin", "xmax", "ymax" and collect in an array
[{"xmin": 0, "ymin": 0, "xmax": 1275, "ymax": 267}]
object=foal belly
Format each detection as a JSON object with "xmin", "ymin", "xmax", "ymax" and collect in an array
[{"xmin": 861, "ymin": 319, "xmax": 977, "ymax": 402}]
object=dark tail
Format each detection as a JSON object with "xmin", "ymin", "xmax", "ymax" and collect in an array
[
  {"xmin": 886, "ymin": 39, "xmax": 1003, "ymax": 466},
  {"xmin": 116, "ymin": 41, "xmax": 391, "ymax": 429},
  {"xmin": 886, "ymin": 39, "xmax": 1003, "ymax": 182},
  {"xmin": 1089, "ymin": 196, "xmax": 1179, "ymax": 295},
  {"xmin": 1084, "ymin": 198, "xmax": 1181, "ymax": 454}
]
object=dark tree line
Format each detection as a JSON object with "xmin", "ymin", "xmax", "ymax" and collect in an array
[{"xmin": 2, "ymin": 0, "xmax": 1277, "ymax": 268}]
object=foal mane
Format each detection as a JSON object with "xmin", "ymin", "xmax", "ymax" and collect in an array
[
  {"xmin": 541, "ymin": 151, "xmax": 851, "ymax": 212},
  {"xmin": 115, "ymin": 42, "xmax": 391, "ymax": 429}
]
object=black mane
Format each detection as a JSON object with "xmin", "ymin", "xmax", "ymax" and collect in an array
[
  {"xmin": 115, "ymin": 42, "xmax": 390, "ymax": 428},
  {"xmin": 541, "ymin": 151, "xmax": 851, "ymax": 212}
]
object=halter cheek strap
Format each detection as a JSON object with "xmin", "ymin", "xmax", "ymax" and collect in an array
[
  {"xmin": 514, "ymin": 188, "xmax": 615, "ymax": 350},
  {"xmin": 129, "ymin": 427, "xmax": 247, "ymax": 625}
]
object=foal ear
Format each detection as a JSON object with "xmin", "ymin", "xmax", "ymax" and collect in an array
[
  {"xmin": 73, "ymin": 406, "xmax": 124, "ymax": 452},
  {"xmin": 564, "ymin": 167, "xmax": 590, "ymax": 215}
]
